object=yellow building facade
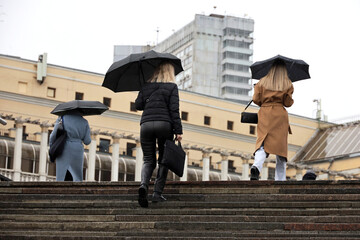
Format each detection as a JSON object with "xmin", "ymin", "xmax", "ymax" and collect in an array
[{"xmin": 0, "ymin": 54, "xmax": 338, "ymax": 181}]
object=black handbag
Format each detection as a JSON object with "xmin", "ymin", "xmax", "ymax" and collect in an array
[
  {"xmin": 49, "ymin": 116, "xmax": 67, "ymax": 162},
  {"xmin": 161, "ymin": 139, "xmax": 186, "ymax": 177},
  {"xmin": 241, "ymin": 100, "xmax": 258, "ymax": 124}
]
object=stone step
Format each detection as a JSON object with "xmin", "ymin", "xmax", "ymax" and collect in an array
[
  {"xmin": 1, "ymin": 180, "xmax": 359, "ymax": 192},
  {"xmin": 1, "ymin": 193, "xmax": 360, "ymax": 202},
  {"xmin": 1, "ymin": 221, "xmax": 360, "ymax": 232},
  {"xmin": 157, "ymin": 222, "xmax": 360, "ymax": 231},
  {"xmin": 1, "ymin": 214, "xmax": 359, "ymax": 223},
  {"xmin": 0, "ymin": 221, "xmax": 155, "ymax": 231},
  {"xmin": 1, "ymin": 230, "xmax": 360, "ymax": 240},
  {"xmin": 1, "ymin": 185, "xmax": 359, "ymax": 194},
  {"xmin": 0, "ymin": 229, "xmax": 359, "ymax": 240},
  {"xmin": 1, "ymin": 200, "xmax": 359, "ymax": 209},
  {"xmin": 2, "ymin": 207, "xmax": 360, "ymax": 216},
  {"xmin": 177, "ymin": 187, "xmax": 360, "ymax": 194},
  {"xmin": 116, "ymin": 215, "xmax": 360, "ymax": 223},
  {"xmin": 4, "ymin": 188, "xmax": 359, "ymax": 197},
  {"xmin": 0, "ymin": 180, "xmax": 359, "ymax": 239}
]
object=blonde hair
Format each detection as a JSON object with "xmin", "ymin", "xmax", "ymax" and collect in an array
[
  {"xmin": 148, "ymin": 62, "xmax": 175, "ymax": 83},
  {"xmin": 257, "ymin": 63, "xmax": 293, "ymax": 91}
]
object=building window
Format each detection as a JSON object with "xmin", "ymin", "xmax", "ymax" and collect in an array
[
  {"xmin": 210, "ymin": 156, "xmax": 214, "ymax": 169},
  {"xmin": 22, "ymin": 126, "xmax": 28, "ymax": 140},
  {"xmin": 126, "ymin": 142, "xmax": 136, "ymax": 157},
  {"xmin": 228, "ymin": 160, "xmax": 235, "ymax": 172},
  {"xmin": 223, "ymin": 28, "xmax": 252, "ymax": 37},
  {"xmin": 221, "ymin": 87, "xmax": 249, "ymax": 95},
  {"xmin": 184, "ymin": 45, "xmax": 193, "ymax": 55},
  {"xmin": 223, "ymin": 51, "xmax": 250, "ymax": 60},
  {"xmin": 99, "ymin": 138, "xmax": 110, "ymax": 153},
  {"xmin": 181, "ymin": 111, "xmax": 188, "ymax": 121},
  {"xmin": 75, "ymin": 92, "xmax": 84, "ymax": 100},
  {"xmin": 222, "ymin": 75, "xmax": 249, "ymax": 84},
  {"xmin": 130, "ymin": 102, "xmax": 137, "ymax": 112},
  {"xmin": 47, "ymin": 87, "xmax": 56, "ymax": 98},
  {"xmin": 204, "ymin": 116, "xmax": 211, "ymax": 126},
  {"xmin": 223, "ymin": 39, "xmax": 251, "ymax": 48},
  {"xmin": 183, "ymin": 56, "xmax": 192, "ymax": 66},
  {"xmin": 103, "ymin": 97, "xmax": 111, "ymax": 107},
  {"xmin": 222, "ymin": 63, "xmax": 249, "ymax": 72},
  {"xmin": 227, "ymin": 121, "xmax": 234, "ymax": 130},
  {"xmin": 250, "ymin": 125, "xmax": 256, "ymax": 135}
]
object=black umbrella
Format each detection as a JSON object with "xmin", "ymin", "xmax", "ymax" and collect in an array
[
  {"xmin": 250, "ymin": 55, "xmax": 310, "ymax": 82},
  {"xmin": 102, "ymin": 50, "xmax": 184, "ymax": 92},
  {"xmin": 51, "ymin": 100, "xmax": 109, "ymax": 116}
]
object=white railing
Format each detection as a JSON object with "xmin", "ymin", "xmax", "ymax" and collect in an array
[
  {"xmin": 0, "ymin": 168, "xmax": 13, "ymax": 180},
  {"xmin": 0, "ymin": 168, "xmax": 56, "ymax": 181}
]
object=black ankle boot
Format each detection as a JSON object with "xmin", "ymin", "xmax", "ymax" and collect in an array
[
  {"xmin": 250, "ymin": 166, "xmax": 260, "ymax": 180},
  {"xmin": 138, "ymin": 184, "xmax": 148, "ymax": 208},
  {"xmin": 152, "ymin": 192, "xmax": 167, "ymax": 203}
]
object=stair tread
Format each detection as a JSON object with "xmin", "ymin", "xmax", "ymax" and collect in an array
[
  {"xmin": 2, "ymin": 207, "xmax": 360, "ymax": 216},
  {"xmin": 0, "ymin": 180, "xmax": 359, "ymax": 238},
  {"xmin": 1, "ymin": 214, "xmax": 359, "ymax": 223}
]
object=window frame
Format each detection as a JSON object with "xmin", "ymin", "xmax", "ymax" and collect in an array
[
  {"xmin": 227, "ymin": 120, "xmax": 234, "ymax": 131},
  {"xmin": 103, "ymin": 97, "xmax": 111, "ymax": 108},
  {"xmin": 130, "ymin": 102, "xmax": 137, "ymax": 112},
  {"xmin": 204, "ymin": 116, "xmax": 211, "ymax": 126},
  {"xmin": 181, "ymin": 111, "xmax": 189, "ymax": 121},
  {"xmin": 47, "ymin": 87, "xmax": 56, "ymax": 98},
  {"xmin": 250, "ymin": 125, "xmax": 256, "ymax": 135},
  {"xmin": 75, "ymin": 92, "xmax": 84, "ymax": 100}
]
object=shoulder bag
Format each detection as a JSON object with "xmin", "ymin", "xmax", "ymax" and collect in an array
[
  {"xmin": 49, "ymin": 116, "xmax": 67, "ymax": 162},
  {"xmin": 241, "ymin": 100, "xmax": 258, "ymax": 124},
  {"xmin": 161, "ymin": 139, "xmax": 186, "ymax": 177}
]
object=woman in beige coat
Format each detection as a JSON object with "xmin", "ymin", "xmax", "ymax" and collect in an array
[{"xmin": 250, "ymin": 62, "xmax": 294, "ymax": 181}]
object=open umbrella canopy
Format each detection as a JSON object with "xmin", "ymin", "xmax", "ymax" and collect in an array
[
  {"xmin": 102, "ymin": 50, "xmax": 183, "ymax": 92},
  {"xmin": 51, "ymin": 100, "xmax": 109, "ymax": 116},
  {"xmin": 250, "ymin": 55, "xmax": 310, "ymax": 82}
]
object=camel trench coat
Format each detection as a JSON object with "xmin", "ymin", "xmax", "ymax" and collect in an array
[{"xmin": 252, "ymin": 84, "xmax": 294, "ymax": 159}]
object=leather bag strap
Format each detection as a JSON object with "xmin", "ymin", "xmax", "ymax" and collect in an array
[{"xmin": 244, "ymin": 100, "xmax": 253, "ymax": 111}]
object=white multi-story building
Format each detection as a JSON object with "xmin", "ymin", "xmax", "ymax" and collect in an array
[
  {"xmin": 114, "ymin": 13, "xmax": 255, "ymax": 104},
  {"xmin": 113, "ymin": 45, "xmax": 152, "ymax": 62}
]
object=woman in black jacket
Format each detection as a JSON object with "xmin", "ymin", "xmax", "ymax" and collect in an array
[{"xmin": 135, "ymin": 62, "xmax": 183, "ymax": 208}]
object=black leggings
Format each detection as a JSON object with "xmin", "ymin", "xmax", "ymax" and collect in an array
[{"xmin": 140, "ymin": 121, "xmax": 173, "ymax": 193}]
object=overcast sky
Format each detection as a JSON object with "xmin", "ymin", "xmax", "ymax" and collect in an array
[{"xmin": 0, "ymin": 0, "xmax": 359, "ymax": 122}]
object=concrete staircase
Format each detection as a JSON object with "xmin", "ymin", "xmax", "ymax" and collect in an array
[{"xmin": 0, "ymin": 180, "xmax": 359, "ymax": 239}]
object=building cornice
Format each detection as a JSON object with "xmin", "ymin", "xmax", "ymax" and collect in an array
[{"xmin": 0, "ymin": 54, "xmax": 104, "ymax": 76}]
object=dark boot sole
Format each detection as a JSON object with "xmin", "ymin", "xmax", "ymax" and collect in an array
[
  {"xmin": 250, "ymin": 167, "xmax": 259, "ymax": 180},
  {"xmin": 138, "ymin": 187, "xmax": 148, "ymax": 208}
]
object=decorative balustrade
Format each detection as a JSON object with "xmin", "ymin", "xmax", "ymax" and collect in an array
[{"xmin": 1, "ymin": 113, "xmax": 359, "ymax": 181}]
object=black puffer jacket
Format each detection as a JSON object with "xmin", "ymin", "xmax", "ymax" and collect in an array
[{"xmin": 135, "ymin": 82, "xmax": 183, "ymax": 134}]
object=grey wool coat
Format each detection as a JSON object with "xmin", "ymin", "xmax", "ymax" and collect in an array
[{"xmin": 49, "ymin": 114, "xmax": 91, "ymax": 181}]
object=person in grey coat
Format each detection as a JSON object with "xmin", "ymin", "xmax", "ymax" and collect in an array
[{"xmin": 49, "ymin": 111, "xmax": 91, "ymax": 181}]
